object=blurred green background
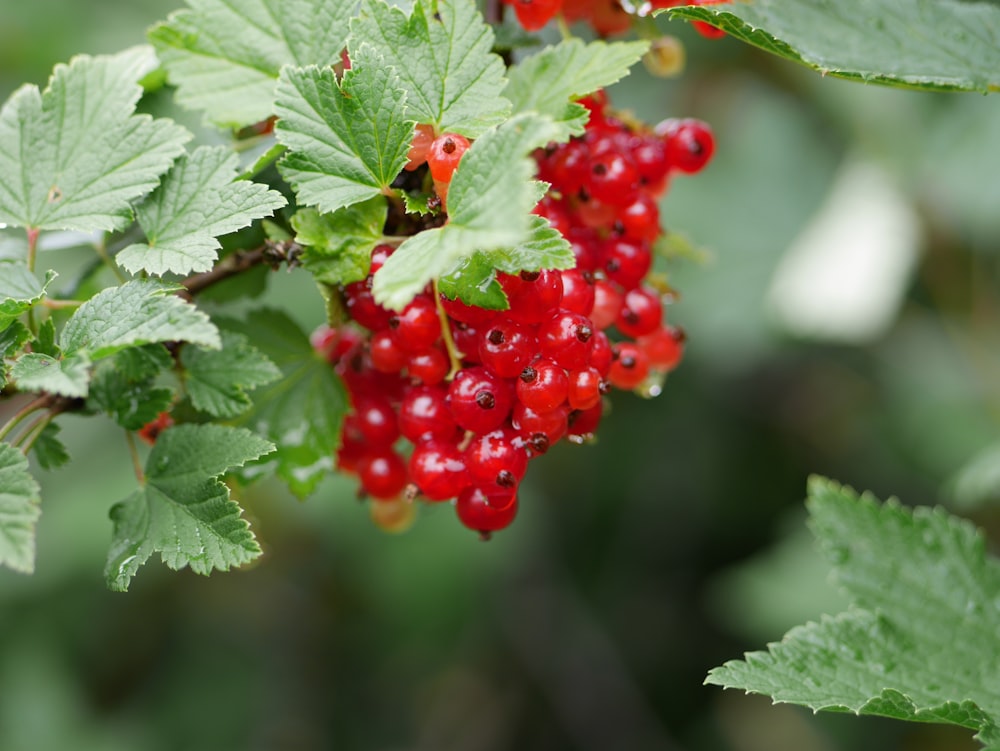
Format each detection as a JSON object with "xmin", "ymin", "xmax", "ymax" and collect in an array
[{"xmin": 2, "ymin": 2, "xmax": 999, "ymax": 750}]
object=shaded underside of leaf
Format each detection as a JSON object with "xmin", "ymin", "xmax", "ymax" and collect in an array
[
  {"xmin": 667, "ymin": 0, "xmax": 1000, "ymax": 93},
  {"xmin": 0, "ymin": 443, "xmax": 42, "ymax": 574}
]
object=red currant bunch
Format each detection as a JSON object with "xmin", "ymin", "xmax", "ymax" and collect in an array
[{"xmin": 315, "ymin": 91, "xmax": 711, "ymax": 539}]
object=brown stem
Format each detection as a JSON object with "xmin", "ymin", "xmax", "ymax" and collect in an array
[{"xmin": 180, "ymin": 240, "xmax": 301, "ymax": 300}]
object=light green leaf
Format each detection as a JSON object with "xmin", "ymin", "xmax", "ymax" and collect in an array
[
  {"xmin": 483, "ymin": 215, "xmax": 575, "ymax": 275},
  {"xmin": 372, "ymin": 113, "xmax": 562, "ymax": 310},
  {"xmin": 150, "ymin": 0, "xmax": 355, "ymax": 128},
  {"xmin": 275, "ymin": 44, "xmax": 413, "ymax": 214},
  {"xmin": 32, "ymin": 318, "xmax": 59, "ymax": 358},
  {"xmin": 9, "ymin": 353, "xmax": 92, "ymax": 398},
  {"xmin": 292, "ymin": 197, "xmax": 387, "ymax": 286},
  {"xmin": 61, "ymin": 280, "xmax": 220, "ymax": 361},
  {"xmin": 505, "ymin": 38, "xmax": 650, "ymax": 139},
  {"xmin": 117, "ymin": 146, "xmax": 286, "ymax": 276},
  {"xmin": 0, "ymin": 443, "xmax": 42, "ymax": 574},
  {"xmin": 104, "ymin": 424, "xmax": 274, "ymax": 592},
  {"xmin": 0, "ymin": 48, "xmax": 191, "ymax": 232},
  {"xmin": 0, "ymin": 265, "xmax": 56, "ymax": 333},
  {"xmin": 350, "ymin": 0, "xmax": 510, "ymax": 137},
  {"xmin": 181, "ymin": 330, "xmax": 282, "ymax": 418},
  {"xmin": 31, "ymin": 423, "xmax": 70, "ymax": 471},
  {"xmin": 222, "ymin": 310, "xmax": 347, "ymax": 498},
  {"xmin": 437, "ymin": 255, "xmax": 507, "ymax": 310},
  {"xmin": 666, "ymin": 0, "xmax": 1000, "ymax": 94},
  {"xmin": 707, "ymin": 477, "xmax": 1000, "ymax": 748}
]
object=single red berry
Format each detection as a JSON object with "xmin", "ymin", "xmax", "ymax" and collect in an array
[
  {"xmin": 353, "ymin": 397, "xmax": 400, "ymax": 447},
  {"xmin": 406, "ymin": 346, "xmax": 449, "ymax": 386},
  {"xmin": 359, "ymin": 450, "xmax": 409, "ymax": 499},
  {"xmin": 590, "ymin": 280, "xmax": 624, "ymax": 331},
  {"xmin": 537, "ymin": 309, "xmax": 595, "ymax": 370},
  {"xmin": 138, "ymin": 411, "xmax": 174, "ymax": 445},
  {"xmin": 567, "ymin": 366, "xmax": 604, "ymax": 410},
  {"xmin": 447, "ymin": 366, "xmax": 515, "ymax": 434},
  {"xmin": 499, "ymin": 269, "xmax": 564, "ymax": 325},
  {"xmin": 585, "ymin": 150, "xmax": 640, "ymax": 207},
  {"xmin": 427, "ymin": 133, "xmax": 471, "ymax": 183},
  {"xmin": 388, "ymin": 295, "xmax": 442, "ymax": 353},
  {"xmin": 516, "ymin": 359, "xmax": 569, "ymax": 413},
  {"xmin": 455, "ymin": 486, "xmax": 518, "ymax": 536},
  {"xmin": 638, "ymin": 325, "xmax": 686, "ymax": 371},
  {"xmin": 478, "ymin": 318, "xmax": 538, "ymax": 378},
  {"xmin": 464, "ymin": 429, "xmax": 529, "ymax": 491},
  {"xmin": 616, "ymin": 286, "xmax": 663, "ymax": 338},
  {"xmin": 344, "ymin": 281, "xmax": 392, "ymax": 331},
  {"xmin": 657, "ymin": 118, "xmax": 715, "ymax": 174},
  {"xmin": 512, "ymin": 402, "xmax": 570, "ymax": 447},
  {"xmin": 399, "ymin": 385, "xmax": 459, "ymax": 443},
  {"xmin": 512, "ymin": 0, "xmax": 562, "ymax": 30},
  {"xmin": 370, "ymin": 329, "xmax": 407, "ymax": 374},
  {"xmin": 409, "ymin": 440, "xmax": 470, "ymax": 501},
  {"xmin": 603, "ymin": 238, "xmax": 652, "ymax": 290},
  {"xmin": 559, "ymin": 269, "xmax": 596, "ymax": 317},
  {"xmin": 609, "ymin": 341, "xmax": 651, "ymax": 390}
]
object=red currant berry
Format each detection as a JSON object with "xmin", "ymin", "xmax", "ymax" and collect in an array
[
  {"xmin": 609, "ymin": 341, "xmax": 651, "ymax": 390},
  {"xmin": 616, "ymin": 286, "xmax": 663, "ymax": 338},
  {"xmin": 447, "ymin": 366, "xmax": 515, "ymax": 433},
  {"xmin": 353, "ymin": 397, "xmax": 400, "ymax": 447},
  {"xmin": 406, "ymin": 346, "xmax": 449, "ymax": 386},
  {"xmin": 603, "ymin": 238, "xmax": 652, "ymax": 290},
  {"xmin": 370, "ymin": 329, "xmax": 407, "ymax": 374},
  {"xmin": 409, "ymin": 440, "xmax": 470, "ymax": 501},
  {"xmin": 359, "ymin": 450, "xmax": 409, "ymax": 499},
  {"xmin": 500, "ymin": 269, "xmax": 564, "ymax": 325},
  {"xmin": 405, "ymin": 123, "xmax": 436, "ymax": 171},
  {"xmin": 399, "ymin": 385, "xmax": 459, "ymax": 443},
  {"xmin": 478, "ymin": 318, "xmax": 538, "ymax": 378},
  {"xmin": 455, "ymin": 486, "xmax": 518, "ymax": 536},
  {"xmin": 512, "ymin": 0, "xmax": 562, "ymax": 30},
  {"xmin": 567, "ymin": 366, "xmax": 604, "ymax": 410},
  {"xmin": 464, "ymin": 429, "xmax": 529, "ymax": 491},
  {"xmin": 427, "ymin": 133, "xmax": 471, "ymax": 183},
  {"xmin": 590, "ymin": 280, "xmax": 624, "ymax": 331},
  {"xmin": 657, "ymin": 118, "xmax": 715, "ymax": 174},
  {"xmin": 388, "ymin": 295, "xmax": 442, "ymax": 353},
  {"xmin": 538, "ymin": 309, "xmax": 595, "ymax": 370},
  {"xmin": 638, "ymin": 325, "xmax": 686, "ymax": 371},
  {"xmin": 516, "ymin": 359, "xmax": 569, "ymax": 413},
  {"xmin": 559, "ymin": 269, "xmax": 596, "ymax": 317}
]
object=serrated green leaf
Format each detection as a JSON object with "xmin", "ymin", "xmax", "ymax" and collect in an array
[
  {"xmin": 32, "ymin": 318, "xmax": 59, "ymax": 358},
  {"xmin": 117, "ymin": 146, "xmax": 286, "ymax": 276},
  {"xmin": 275, "ymin": 45, "xmax": 413, "ymax": 214},
  {"xmin": 505, "ymin": 38, "xmax": 650, "ymax": 139},
  {"xmin": 61, "ymin": 280, "xmax": 220, "ymax": 361},
  {"xmin": 31, "ymin": 422, "xmax": 70, "ymax": 471},
  {"xmin": 88, "ymin": 366, "xmax": 175, "ymax": 430},
  {"xmin": 372, "ymin": 113, "xmax": 562, "ymax": 310},
  {"xmin": 104, "ymin": 424, "xmax": 274, "ymax": 591},
  {"xmin": 222, "ymin": 310, "xmax": 347, "ymax": 498},
  {"xmin": 402, "ymin": 190, "xmax": 435, "ymax": 216},
  {"xmin": 0, "ymin": 443, "xmax": 42, "ymax": 573},
  {"xmin": 0, "ymin": 321, "xmax": 30, "ymax": 359},
  {"xmin": 0, "ymin": 265, "xmax": 56, "ymax": 333},
  {"xmin": 112, "ymin": 344, "xmax": 174, "ymax": 381},
  {"xmin": 438, "ymin": 255, "xmax": 507, "ymax": 310},
  {"xmin": 9, "ymin": 352, "xmax": 91, "ymax": 398},
  {"xmin": 292, "ymin": 197, "xmax": 387, "ymax": 286},
  {"xmin": 666, "ymin": 0, "xmax": 1000, "ymax": 94},
  {"xmin": 350, "ymin": 0, "xmax": 510, "ymax": 137},
  {"xmin": 707, "ymin": 477, "xmax": 1000, "ymax": 747},
  {"xmin": 150, "ymin": 0, "xmax": 355, "ymax": 128},
  {"xmin": 181, "ymin": 331, "xmax": 281, "ymax": 418},
  {"xmin": 0, "ymin": 48, "xmax": 191, "ymax": 232}
]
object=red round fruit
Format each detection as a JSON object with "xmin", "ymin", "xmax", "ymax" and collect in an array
[
  {"xmin": 447, "ymin": 366, "xmax": 515, "ymax": 434},
  {"xmin": 455, "ymin": 486, "xmax": 518, "ymax": 535},
  {"xmin": 409, "ymin": 440, "xmax": 470, "ymax": 501}
]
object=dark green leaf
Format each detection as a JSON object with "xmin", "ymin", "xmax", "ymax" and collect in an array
[
  {"xmin": 31, "ymin": 422, "xmax": 70, "ymax": 471},
  {"xmin": 222, "ymin": 310, "xmax": 347, "ymax": 498},
  {"xmin": 292, "ymin": 197, "xmax": 387, "ymax": 286},
  {"xmin": 181, "ymin": 331, "xmax": 282, "ymax": 419},
  {"xmin": 87, "ymin": 366, "xmax": 174, "ymax": 431}
]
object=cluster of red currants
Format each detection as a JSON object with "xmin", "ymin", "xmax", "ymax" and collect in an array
[
  {"xmin": 313, "ymin": 91, "xmax": 712, "ymax": 538},
  {"xmin": 504, "ymin": 0, "xmax": 726, "ymax": 39}
]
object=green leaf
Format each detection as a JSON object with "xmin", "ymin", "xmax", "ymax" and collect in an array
[
  {"xmin": 87, "ymin": 366, "xmax": 174, "ymax": 431},
  {"xmin": 0, "ymin": 322, "xmax": 30, "ymax": 360},
  {"xmin": 666, "ymin": 0, "xmax": 1000, "ymax": 94},
  {"xmin": 437, "ymin": 255, "xmax": 507, "ymax": 310},
  {"xmin": 181, "ymin": 331, "xmax": 282, "ymax": 418},
  {"xmin": 61, "ymin": 280, "xmax": 220, "ymax": 361},
  {"xmin": 0, "ymin": 265, "xmax": 56, "ymax": 333},
  {"xmin": 112, "ymin": 344, "xmax": 174, "ymax": 381},
  {"xmin": 707, "ymin": 477, "xmax": 1000, "ymax": 747},
  {"xmin": 150, "ymin": 0, "xmax": 355, "ymax": 128},
  {"xmin": 292, "ymin": 197, "xmax": 387, "ymax": 286},
  {"xmin": 0, "ymin": 443, "xmax": 41, "ymax": 574},
  {"xmin": 104, "ymin": 424, "xmax": 274, "ymax": 592},
  {"xmin": 505, "ymin": 38, "xmax": 650, "ymax": 139},
  {"xmin": 31, "ymin": 423, "xmax": 70, "ymax": 471},
  {"xmin": 0, "ymin": 48, "xmax": 191, "ymax": 232},
  {"xmin": 32, "ymin": 318, "xmax": 59, "ymax": 358},
  {"xmin": 350, "ymin": 0, "xmax": 510, "ymax": 137},
  {"xmin": 372, "ymin": 113, "xmax": 562, "ymax": 310},
  {"xmin": 9, "ymin": 353, "xmax": 92, "ymax": 398},
  {"xmin": 117, "ymin": 146, "xmax": 286, "ymax": 276},
  {"xmin": 275, "ymin": 44, "xmax": 413, "ymax": 214},
  {"xmin": 222, "ymin": 310, "xmax": 347, "ymax": 498}
]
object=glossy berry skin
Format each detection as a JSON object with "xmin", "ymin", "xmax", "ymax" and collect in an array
[
  {"xmin": 370, "ymin": 329, "xmax": 407, "ymax": 374},
  {"xmin": 590, "ymin": 280, "xmax": 624, "ymax": 331},
  {"xmin": 609, "ymin": 341, "xmax": 651, "ymax": 390},
  {"xmin": 501, "ymin": 270, "xmax": 564, "ymax": 325},
  {"xmin": 616, "ymin": 286, "xmax": 663, "ymax": 338},
  {"xmin": 447, "ymin": 366, "xmax": 515, "ymax": 434},
  {"xmin": 344, "ymin": 281, "xmax": 392, "ymax": 331},
  {"xmin": 512, "ymin": 402, "xmax": 570, "ymax": 447},
  {"xmin": 586, "ymin": 150, "xmax": 640, "ymax": 207},
  {"xmin": 389, "ymin": 295, "xmax": 441, "ymax": 353},
  {"xmin": 516, "ymin": 359, "xmax": 569, "ymax": 413},
  {"xmin": 559, "ymin": 269, "xmax": 596, "ymax": 316},
  {"xmin": 538, "ymin": 310, "xmax": 595, "ymax": 370},
  {"xmin": 567, "ymin": 367, "xmax": 605, "ymax": 410},
  {"xmin": 359, "ymin": 450, "xmax": 408, "ymax": 500},
  {"xmin": 464, "ymin": 429, "xmax": 529, "ymax": 491},
  {"xmin": 427, "ymin": 133, "xmax": 471, "ymax": 183},
  {"xmin": 406, "ymin": 347, "xmax": 449, "ymax": 386},
  {"xmin": 352, "ymin": 398, "xmax": 400, "ymax": 447},
  {"xmin": 479, "ymin": 319, "xmax": 538, "ymax": 378},
  {"xmin": 405, "ymin": 123, "xmax": 436, "ymax": 171},
  {"xmin": 409, "ymin": 440, "xmax": 470, "ymax": 501},
  {"xmin": 399, "ymin": 386, "xmax": 458, "ymax": 443},
  {"xmin": 455, "ymin": 486, "xmax": 518, "ymax": 535},
  {"xmin": 638, "ymin": 326, "xmax": 685, "ymax": 371},
  {"xmin": 604, "ymin": 239, "xmax": 652, "ymax": 290},
  {"xmin": 657, "ymin": 118, "xmax": 715, "ymax": 174}
]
